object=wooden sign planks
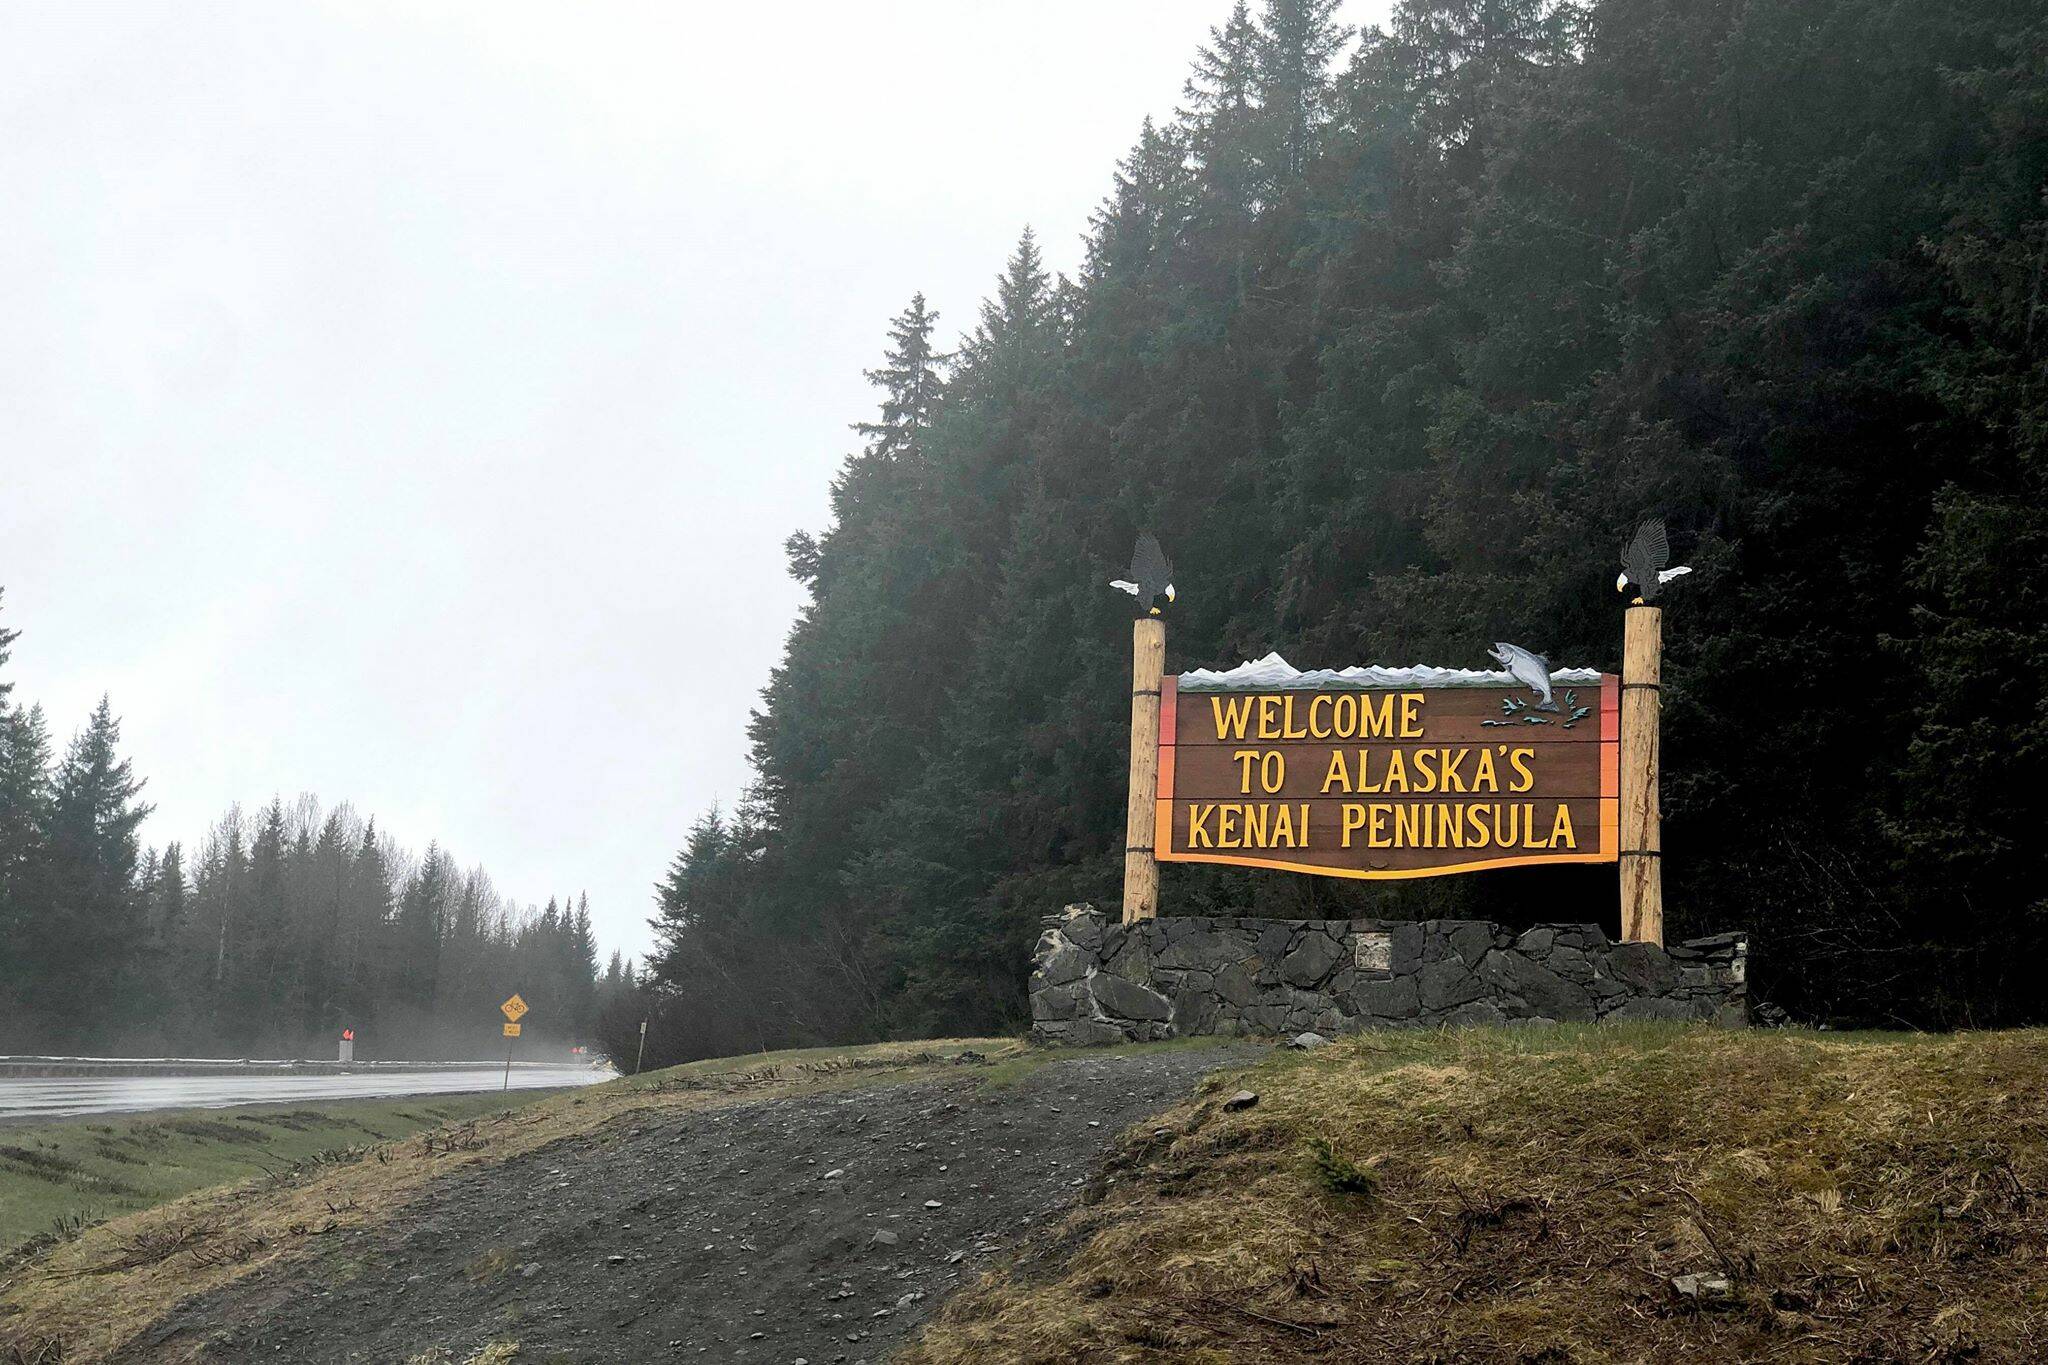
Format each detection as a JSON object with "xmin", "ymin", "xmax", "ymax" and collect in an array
[{"xmin": 1155, "ymin": 674, "xmax": 1620, "ymax": 879}]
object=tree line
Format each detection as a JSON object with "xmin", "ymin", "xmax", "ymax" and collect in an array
[
  {"xmin": 0, "ymin": 598, "xmax": 628, "ymax": 1057},
  {"xmin": 613, "ymin": 0, "xmax": 2048, "ymax": 1064}
]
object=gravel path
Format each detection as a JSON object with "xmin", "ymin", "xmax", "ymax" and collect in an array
[{"xmin": 118, "ymin": 1043, "xmax": 1264, "ymax": 1364}]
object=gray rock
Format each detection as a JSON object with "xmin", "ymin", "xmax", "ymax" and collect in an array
[
  {"xmin": 1059, "ymin": 907, "xmax": 1105, "ymax": 953},
  {"xmin": 1447, "ymin": 921, "xmax": 1494, "ymax": 967},
  {"xmin": 1222, "ymin": 1090, "xmax": 1259, "ymax": 1111},
  {"xmin": 1256, "ymin": 920, "xmax": 1296, "ymax": 965},
  {"xmin": 1348, "ymin": 974, "xmax": 1421, "ymax": 1019},
  {"xmin": 1588, "ymin": 973, "xmax": 1629, "ymax": 999},
  {"xmin": 1030, "ymin": 907, "xmax": 1744, "ymax": 1046},
  {"xmin": 1102, "ymin": 918, "xmax": 1131, "ymax": 948},
  {"xmin": 1418, "ymin": 956, "xmax": 1484, "ymax": 1010},
  {"xmin": 1279, "ymin": 932, "xmax": 1345, "ymax": 989},
  {"xmin": 1477, "ymin": 949, "xmax": 1594, "ymax": 1021},
  {"xmin": 1442, "ymin": 998, "xmax": 1508, "ymax": 1027},
  {"xmin": 1103, "ymin": 935, "xmax": 1155, "ymax": 985},
  {"xmin": 1212, "ymin": 961, "xmax": 1257, "ymax": 1007},
  {"xmin": 1029, "ymin": 982, "xmax": 1082, "ymax": 1022},
  {"xmin": 1547, "ymin": 944, "xmax": 1594, "ymax": 983},
  {"xmin": 1170, "ymin": 985, "xmax": 1217, "ymax": 1036},
  {"xmin": 1157, "ymin": 934, "xmax": 1242, "ymax": 972},
  {"xmin": 1239, "ymin": 1003, "xmax": 1291, "ymax": 1033},
  {"xmin": 868, "ymin": 1229, "xmax": 900, "ymax": 1248},
  {"xmin": 1385, "ymin": 921, "xmax": 1427, "ymax": 975},
  {"xmin": 1549, "ymin": 924, "xmax": 1604, "ymax": 951},
  {"xmin": 1670, "ymin": 1272, "xmax": 1732, "ymax": 1300},
  {"xmin": 1286, "ymin": 1032, "xmax": 1330, "ymax": 1050},
  {"xmin": 1089, "ymin": 973, "xmax": 1172, "ymax": 1022},
  {"xmin": 1035, "ymin": 945, "xmax": 1091, "ymax": 988},
  {"xmin": 1604, "ymin": 941, "xmax": 1681, "ymax": 993}
]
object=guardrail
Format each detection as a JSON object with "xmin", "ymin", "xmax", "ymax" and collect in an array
[{"xmin": 0, "ymin": 1057, "xmax": 600, "ymax": 1078}]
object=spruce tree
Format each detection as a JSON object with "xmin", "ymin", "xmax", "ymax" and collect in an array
[
  {"xmin": 958, "ymin": 228, "xmax": 1054, "ymax": 402},
  {"xmin": 1086, "ymin": 118, "xmax": 1193, "ymax": 287},
  {"xmin": 853, "ymin": 292, "xmax": 947, "ymax": 465},
  {"xmin": 152, "ymin": 840, "xmax": 190, "ymax": 1026},
  {"xmin": 37, "ymin": 698, "xmax": 152, "ymax": 1043},
  {"xmin": 1182, "ymin": 2, "xmax": 1266, "ymax": 217},
  {"xmin": 0, "ymin": 703, "xmax": 52, "ymax": 1030},
  {"xmin": 391, "ymin": 846, "xmax": 448, "ymax": 1012},
  {"xmin": 570, "ymin": 894, "xmax": 599, "ymax": 1036},
  {"xmin": 0, "ymin": 588, "xmax": 16, "ymax": 716},
  {"xmin": 1253, "ymin": 0, "xmax": 1347, "ymax": 180}
]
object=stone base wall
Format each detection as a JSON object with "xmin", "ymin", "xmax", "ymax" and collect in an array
[{"xmin": 1030, "ymin": 906, "xmax": 1747, "ymax": 1045}]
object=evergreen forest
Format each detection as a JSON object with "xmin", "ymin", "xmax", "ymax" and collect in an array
[
  {"xmin": 621, "ymin": 0, "xmax": 2048, "ymax": 1063},
  {"xmin": 0, "ymin": 605, "xmax": 627, "ymax": 1057}
]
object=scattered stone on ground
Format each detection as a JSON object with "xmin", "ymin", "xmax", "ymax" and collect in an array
[
  {"xmin": 112, "ymin": 1044, "xmax": 1261, "ymax": 1364},
  {"xmin": 1223, "ymin": 1089, "xmax": 1259, "ymax": 1111},
  {"xmin": 1671, "ymin": 1272, "xmax": 1734, "ymax": 1301}
]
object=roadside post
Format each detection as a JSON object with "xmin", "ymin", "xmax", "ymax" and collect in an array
[
  {"xmin": 1122, "ymin": 614, "xmax": 1165, "ymax": 924},
  {"xmin": 1619, "ymin": 605, "xmax": 1664, "ymax": 945},
  {"xmin": 338, "ymin": 1028, "xmax": 355, "ymax": 1064},
  {"xmin": 500, "ymin": 993, "xmax": 528, "ymax": 1091},
  {"xmin": 635, "ymin": 1018, "xmax": 648, "ymax": 1075}
]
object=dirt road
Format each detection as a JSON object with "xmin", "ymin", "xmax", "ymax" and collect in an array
[{"xmin": 117, "ymin": 1043, "xmax": 1263, "ymax": 1363}]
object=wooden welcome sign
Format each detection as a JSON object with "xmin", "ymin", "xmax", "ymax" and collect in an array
[
  {"xmin": 1112, "ymin": 525, "xmax": 1680, "ymax": 946},
  {"xmin": 1154, "ymin": 656, "xmax": 1618, "ymax": 879}
]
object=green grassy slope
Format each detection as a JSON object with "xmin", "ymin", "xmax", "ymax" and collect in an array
[{"xmin": 0, "ymin": 1092, "xmax": 558, "ymax": 1254}]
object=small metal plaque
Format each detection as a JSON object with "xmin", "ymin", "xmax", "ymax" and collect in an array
[{"xmin": 1353, "ymin": 932, "xmax": 1392, "ymax": 973}]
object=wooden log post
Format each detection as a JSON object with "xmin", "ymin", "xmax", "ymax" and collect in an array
[
  {"xmin": 1122, "ymin": 616, "xmax": 1165, "ymax": 923},
  {"xmin": 1619, "ymin": 604, "xmax": 1664, "ymax": 945}
]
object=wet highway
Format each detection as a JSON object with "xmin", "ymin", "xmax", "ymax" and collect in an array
[{"xmin": 0, "ymin": 1063, "xmax": 613, "ymax": 1121}]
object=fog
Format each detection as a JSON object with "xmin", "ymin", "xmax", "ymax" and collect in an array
[{"xmin": 0, "ymin": 2, "xmax": 1386, "ymax": 962}]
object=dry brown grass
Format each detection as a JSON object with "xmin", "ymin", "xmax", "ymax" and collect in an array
[
  {"xmin": 0, "ymin": 1038, "xmax": 1015, "ymax": 1363},
  {"xmin": 906, "ymin": 1025, "xmax": 2048, "ymax": 1364}
]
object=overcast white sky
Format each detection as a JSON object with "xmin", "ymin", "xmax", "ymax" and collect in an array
[{"xmin": 0, "ymin": 1, "xmax": 1386, "ymax": 961}]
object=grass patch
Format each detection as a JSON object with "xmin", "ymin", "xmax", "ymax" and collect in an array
[
  {"xmin": 0, "ymin": 1037, "xmax": 1016, "ymax": 1363},
  {"xmin": 0, "ymin": 1092, "xmax": 551, "ymax": 1257},
  {"xmin": 405, "ymin": 1343, "xmax": 522, "ymax": 1365},
  {"xmin": 907, "ymin": 1025, "xmax": 2048, "ymax": 1364},
  {"xmin": 465, "ymin": 1246, "xmax": 515, "ymax": 1284}
]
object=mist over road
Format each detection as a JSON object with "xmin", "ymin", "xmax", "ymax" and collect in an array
[{"xmin": 0, "ymin": 1064, "xmax": 610, "ymax": 1120}]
